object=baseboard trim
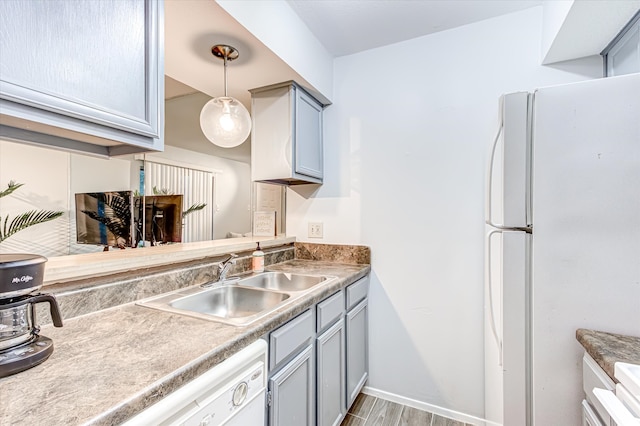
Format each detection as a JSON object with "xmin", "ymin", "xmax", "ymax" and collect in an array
[{"xmin": 361, "ymin": 386, "xmax": 501, "ymax": 426}]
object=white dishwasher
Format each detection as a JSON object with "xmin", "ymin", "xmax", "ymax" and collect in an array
[
  {"xmin": 123, "ymin": 339, "xmax": 267, "ymax": 426},
  {"xmin": 591, "ymin": 362, "xmax": 640, "ymax": 426}
]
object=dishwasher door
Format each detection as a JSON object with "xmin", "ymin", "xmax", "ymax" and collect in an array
[
  {"xmin": 223, "ymin": 391, "xmax": 265, "ymax": 425},
  {"xmin": 123, "ymin": 340, "xmax": 267, "ymax": 426}
]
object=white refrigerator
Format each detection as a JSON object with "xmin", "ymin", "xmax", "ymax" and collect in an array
[{"xmin": 484, "ymin": 73, "xmax": 640, "ymax": 426}]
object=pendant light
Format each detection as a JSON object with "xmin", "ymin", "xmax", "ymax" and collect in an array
[{"xmin": 200, "ymin": 44, "xmax": 251, "ymax": 148}]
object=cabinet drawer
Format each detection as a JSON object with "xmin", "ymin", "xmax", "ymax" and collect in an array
[
  {"xmin": 317, "ymin": 290, "xmax": 344, "ymax": 333},
  {"xmin": 270, "ymin": 309, "xmax": 314, "ymax": 371},
  {"xmin": 346, "ymin": 278, "xmax": 368, "ymax": 310},
  {"xmin": 583, "ymin": 353, "xmax": 615, "ymax": 425}
]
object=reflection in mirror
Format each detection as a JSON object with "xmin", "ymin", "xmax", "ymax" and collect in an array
[
  {"xmin": 254, "ymin": 182, "xmax": 286, "ymax": 236},
  {"xmin": 0, "ymin": 77, "xmax": 287, "ymax": 257},
  {"xmin": 154, "ymin": 76, "xmax": 253, "ymax": 240},
  {"xmin": 69, "ymin": 156, "xmax": 141, "ymax": 254},
  {"xmin": 75, "ymin": 191, "xmax": 135, "ymax": 249},
  {"xmin": 0, "ymin": 139, "xmax": 142, "ymax": 256}
]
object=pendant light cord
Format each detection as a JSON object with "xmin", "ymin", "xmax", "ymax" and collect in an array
[{"xmin": 223, "ymin": 47, "xmax": 228, "ymax": 97}]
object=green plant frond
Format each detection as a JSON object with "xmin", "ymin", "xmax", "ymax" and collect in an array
[
  {"xmin": 81, "ymin": 210, "xmax": 130, "ymax": 239},
  {"xmin": 0, "ymin": 181, "xmax": 24, "ymax": 198},
  {"xmin": 0, "ymin": 210, "xmax": 64, "ymax": 243},
  {"xmin": 152, "ymin": 186, "xmax": 173, "ymax": 195},
  {"xmin": 182, "ymin": 203, "xmax": 207, "ymax": 218},
  {"xmin": 83, "ymin": 192, "xmax": 131, "ymax": 225}
]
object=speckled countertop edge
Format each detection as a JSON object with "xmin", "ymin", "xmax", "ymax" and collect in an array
[
  {"xmin": 0, "ymin": 260, "xmax": 370, "ymax": 426},
  {"xmin": 576, "ymin": 328, "xmax": 640, "ymax": 382}
]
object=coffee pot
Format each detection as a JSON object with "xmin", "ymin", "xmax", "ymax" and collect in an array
[{"xmin": 0, "ymin": 254, "xmax": 63, "ymax": 377}]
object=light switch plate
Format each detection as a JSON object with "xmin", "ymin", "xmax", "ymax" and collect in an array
[{"xmin": 308, "ymin": 222, "xmax": 323, "ymax": 238}]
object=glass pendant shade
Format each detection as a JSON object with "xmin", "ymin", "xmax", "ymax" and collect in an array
[
  {"xmin": 200, "ymin": 96, "xmax": 251, "ymax": 148},
  {"xmin": 200, "ymin": 44, "xmax": 251, "ymax": 148}
]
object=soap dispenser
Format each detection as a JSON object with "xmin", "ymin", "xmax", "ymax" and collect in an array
[{"xmin": 252, "ymin": 242, "xmax": 264, "ymax": 273}]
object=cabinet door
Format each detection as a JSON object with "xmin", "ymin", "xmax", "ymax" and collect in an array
[
  {"xmin": 269, "ymin": 344, "xmax": 315, "ymax": 426},
  {"xmin": 294, "ymin": 88, "xmax": 323, "ymax": 180},
  {"xmin": 346, "ymin": 299, "xmax": 368, "ymax": 408},
  {"xmin": 0, "ymin": 0, "xmax": 163, "ymax": 155},
  {"xmin": 317, "ymin": 318, "xmax": 346, "ymax": 426}
]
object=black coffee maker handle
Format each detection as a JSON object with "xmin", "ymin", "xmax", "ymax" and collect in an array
[{"xmin": 27, "ymin": 294, "xmax": 64, "ymax": 328}]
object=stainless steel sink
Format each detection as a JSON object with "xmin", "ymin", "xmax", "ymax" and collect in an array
[
  {"xmin": 136, "ymin": 271, "xmax": 335, "ymax": 326},
  {"xmin": 237, "ymin": 271, "xmax": 327, "ymax": 292},
  {"xmin": 170, "ymin": 285, "xmax": 289, "ymax": 319}
]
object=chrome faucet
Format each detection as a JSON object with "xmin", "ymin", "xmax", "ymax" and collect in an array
[{"xmin": 217, "ymin": 253, "xmax": 238, "ymax": 282}]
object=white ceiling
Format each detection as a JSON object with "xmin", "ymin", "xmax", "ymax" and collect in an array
[{"xmin": 287, "ymin": 0, "xmax": 542, "ymax": 57}]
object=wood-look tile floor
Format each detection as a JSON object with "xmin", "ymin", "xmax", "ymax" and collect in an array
[{"xmin": 341, "ymin": 393, "xmax": 474, "ymax": 426}]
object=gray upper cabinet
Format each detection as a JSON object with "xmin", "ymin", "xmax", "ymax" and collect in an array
[
  {"xmin": 0, "ymin": 0, "xmax": 164, "ymax": 157},
  {"xmin": 251, "ymin": 81, "xmax": 328, "ymax": 185}
]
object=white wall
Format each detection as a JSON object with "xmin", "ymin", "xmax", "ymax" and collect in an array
[
  {"xmin": 286, "ymin": 6, "xmax": 602, "ymax": 420},
  {"xmin": 541, "ymin": 0, "xmax": 574, "ymax": 62},
  {"xmin": 216, "ymin": 0, "xmax": 334, "ymax": 102}
]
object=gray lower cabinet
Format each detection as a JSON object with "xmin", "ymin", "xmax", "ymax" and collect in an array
[
  {"xmin": 0, "ymin": 0, "xmax": 163, "ymax": 156},
  {"xmin": 268, "ymin": 276, "xmax": 369, "ymax": 426},
  {"xmin": 317, "ymin": 318, "xmax": 346, "ymax": 426},
  {"xmin": 268, "ymin": 309, "xmax": 315, "ymax": 425},
  {"xmin": 346, "ymin": 298, "xmax": 369, "ymax": 407},
  {"xmin": 268, "ymin": 344, "xmax": 315, "ymax": 426}
]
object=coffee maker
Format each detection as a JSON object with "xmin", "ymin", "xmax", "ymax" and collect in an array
[{"xmin": 0, "ymin": 254, "xmax": 63, "ymax": 377}]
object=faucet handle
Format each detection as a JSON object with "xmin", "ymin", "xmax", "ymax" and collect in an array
[{"xmin": 218, "ymin": 253, "xmax": 238, "ymax": 270}]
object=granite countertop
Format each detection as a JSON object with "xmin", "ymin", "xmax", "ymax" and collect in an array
[
  {"xmin": 0, "ymin": 260, "xmax": 370, "ymax": 426},
  {"xmin": 576, "ymin": 328, "xmax": 640, "ymax": 382}
]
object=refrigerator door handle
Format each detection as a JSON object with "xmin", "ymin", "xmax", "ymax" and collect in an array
[
  {"xmin": 485, "ymin": 110, "xmax": 532, "ymax": 233},
  {"xmin": 485, "ymin": 122, "xmax": 503, "ymax": 227},
  {"xmin": 486, "ymin": 229, "xmax": 503, "ymax": 366}
]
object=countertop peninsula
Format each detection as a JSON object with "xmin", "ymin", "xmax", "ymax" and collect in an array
[
  {"xmin": 576, "ymin": 328, "xmax": 640, "ymax": 382},
  {"xmin": 0, "ymin": 259, "xmax": 370, "ymax": 425}
]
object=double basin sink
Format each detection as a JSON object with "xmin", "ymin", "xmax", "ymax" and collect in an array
[{"xmin": 137, "ymin": 271, "xmax": 334, "ymax": 326}]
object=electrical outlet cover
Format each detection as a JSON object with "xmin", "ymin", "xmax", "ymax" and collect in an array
[{"xmin": 308, "ymin": 222, "xmax": 323, "ymax": 238}]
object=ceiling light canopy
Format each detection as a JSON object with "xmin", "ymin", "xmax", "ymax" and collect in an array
[{"xmin": 200, "ymin": 44, "xmax": 251, "ymax": 148}]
